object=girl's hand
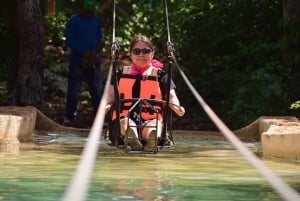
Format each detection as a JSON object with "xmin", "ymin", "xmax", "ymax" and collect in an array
[
  {"xmin": 105, "ymin": 104, "xmax": 112, "ymax": 113},
  {"xmin": 174, "ymin": 105, "xmax": 185, "ymax": 117}
]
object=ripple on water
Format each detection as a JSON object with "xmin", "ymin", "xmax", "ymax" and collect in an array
[{"xmin": 0, "ymin": 131, "xmax": 299, "ymax": 201}]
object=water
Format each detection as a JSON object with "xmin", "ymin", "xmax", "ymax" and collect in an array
[{"xmin": 0, "ymin": 132, "xmax": 299, "ymax": 201}]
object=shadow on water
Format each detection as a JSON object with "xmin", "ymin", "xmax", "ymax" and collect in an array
[{"xmin": 0, "ymin": 131, "xmax": 299, "ymax": 201}]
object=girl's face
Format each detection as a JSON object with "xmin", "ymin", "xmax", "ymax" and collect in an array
[{"xmin": 130, "ymin": 41, "xmax": 154, "ymax": 67}]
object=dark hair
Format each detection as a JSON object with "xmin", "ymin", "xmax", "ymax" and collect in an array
[{"xmin": 129, "ymin": 34, "xmax": 154, "ymax": 51}]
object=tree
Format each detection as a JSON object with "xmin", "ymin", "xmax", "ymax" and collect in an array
[
  {"xmin": 7, "ymin": 0, "xmax": 46, "ymax": 106},
  {"xmin": 282, "ymin": 0, "xmax": 300, "ymax": 68}
]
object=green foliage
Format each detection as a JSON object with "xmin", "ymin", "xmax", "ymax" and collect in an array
[
  {"xmin": 80, "ymin": 91, "xmax": 91, "ymax": 99},
  {"xmin": 290, "ymin": 101, "xmax": 300, "ymax": 110},
  {"xmin": 44, "ymin": 52, "xmax": 69, "ymax": 76},
  {"xmin": 111, "ymin": 0, "xmax": 166, "ymax": 54},
  {"xmin": 44, "ymin": 11, "xmax": 71, "ymax": 46},
  {"xmin": 1, "ymin": 0, "xmax": 300, "ymax": 129},
  {"xmin": 0, "ymin": 4, "xmax": 15, "ymax": 105},
  {"xmin": 160, "ymin": 0, "xmax": 292, "ymax": 128},
  {"xmin": 0, "ymin": 6, "xmax": 15, "ymax": 81}
]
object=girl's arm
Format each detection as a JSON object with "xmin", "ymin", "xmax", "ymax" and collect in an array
[
  {"xmin": 105, "ymin": 85, "xmax": 115, "ymax": 113},
  {"xmin": 169, "ymin": 89, "xmax": 185, "ymax": 116}
]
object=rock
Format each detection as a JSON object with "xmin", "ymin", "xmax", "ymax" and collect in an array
[
  {"xmin": 261, "ymin": 117, "xmax": 300, "ymax": 160},
  {"xmin": 0, "ymin": 138, "xmax": 20, "ymax": 153},
  {"xmin": 0, "ymin": 106, "xmax": 90, "ymax": 152},
  {"xmin": 1, "ymin": 106, "xmax": 300, "ymax": 160},
  {"xmin": 0, "ymin": 106, "xmax": 37, "ymax": 151},
  {"xmin": 0, "ymin": 106, "xmax": 37, "ymax": 140}
]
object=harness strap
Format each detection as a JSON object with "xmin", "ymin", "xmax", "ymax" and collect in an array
[
  {"xmin": 121, "ymin": 105, "xmax": 162, "ymax": 114},
  {"xmin": 121, "ymin": 74, "xmax": 157, "ymax": 81}
]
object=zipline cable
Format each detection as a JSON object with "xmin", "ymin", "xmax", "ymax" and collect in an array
[
  {"xmin": 62, "ymin": 1, "xmax": 118, "ymax": 200},
  {"xmin": 176, "ymin": 61, "xmax": 300, "ymax": 201},
  {"xmin": 164, "ymin": 0, "xmax": 171, "ymax": 43},
  {"xmin": 163, "ymin": 1, "xmax": 300, "ymax": 200},
  {"xmin": 160, "ymin": 0, "xmax": 173, "ymax": 145}
]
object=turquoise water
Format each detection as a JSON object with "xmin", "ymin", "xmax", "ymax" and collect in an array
[{"xmin": 0, "ymin": 133, "xmax": 299, "ymax": 201}]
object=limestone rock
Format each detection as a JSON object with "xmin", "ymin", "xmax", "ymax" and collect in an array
[
  {"xmin": 261, "ymin": 117, "xmax": 300, "ymax": 160},
  {"xmin": 0, "ymin": 106, "xmax": 36, "ymax": 140},
  {"xmin": 0, "ymin": 106, "xmax": 37, "ymax": 151}
]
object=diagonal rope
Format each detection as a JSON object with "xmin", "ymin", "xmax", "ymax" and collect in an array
[
  {"xmin": 63, "ymin": 55, "xmax": 114, "ymax": 201},
  {"xmin": 175, "ymin": 60, "xmax": 300, "ymax": 201},
  {"xmin": 164, "ymin": 0, "xmax": 171, "ymax": 43},
  {"xmin": 163, "ymin": 1, "xmax": 300, "ymax": 201},
  {"xmin": 62, "ymin": 1, "xmax": 118, "ymax": 200}
]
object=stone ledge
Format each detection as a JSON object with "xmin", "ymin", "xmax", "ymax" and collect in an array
[
  {"xmin": 1, "ymin": 106, "xmax": 300, "ymax": 159},
  {"xmin": 0, "ymin": 106, "xmax": 89, "ymax": 151},
  {"xmin": 260, "ymin": 117, "xmax": 300, "ymax": 160},
  {"xmin": 0, "ymin": 106, "xmax": 37, "ymax": 140},
  {"xmin": 0, "ymin": 106, "xmax": 37, "ymax": 151}
]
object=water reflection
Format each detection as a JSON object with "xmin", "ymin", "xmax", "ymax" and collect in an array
[{"xmin": 0, "ymin": 132, "xmax": 299, "ymax": 201}]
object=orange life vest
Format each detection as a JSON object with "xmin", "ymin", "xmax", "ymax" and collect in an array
[{"xmin": 113, "ymin": 65, "xmax": 163, "ymax": 121}]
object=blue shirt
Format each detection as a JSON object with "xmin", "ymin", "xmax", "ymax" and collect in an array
[{"xmin": 65, "ymin": 14, "xmax": 103, "ymax": 62}]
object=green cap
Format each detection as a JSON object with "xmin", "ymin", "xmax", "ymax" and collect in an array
[{"xmin": 81, "ymin": 0, "xmax": 98, "ymax": 11}]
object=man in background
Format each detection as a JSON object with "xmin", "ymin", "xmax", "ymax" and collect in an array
[{"xmin": 64, "ymin": 0, "xmax": 105, "ymax": 127}]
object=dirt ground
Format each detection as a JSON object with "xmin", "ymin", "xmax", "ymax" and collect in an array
[{"xmin": 39, "ymin": 97, "xmax": 94, "ymax": 129}]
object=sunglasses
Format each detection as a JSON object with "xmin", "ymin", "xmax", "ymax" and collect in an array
[{"xmin": 132, "ymin": 48, "xmax": 152, "ymax": 55}]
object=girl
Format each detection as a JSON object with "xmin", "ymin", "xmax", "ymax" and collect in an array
[{"xmin": 106, "ymin": 34, "xmax": 185, "ymax": 151}]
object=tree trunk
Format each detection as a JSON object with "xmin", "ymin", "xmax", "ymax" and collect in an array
[
  {"xmin": 282, "ymin": 0, "xmax": 300, "ymax": 68},
  {"xmin": 8, "ymin": 0, "xmax": 46, "ymax": 106}
]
